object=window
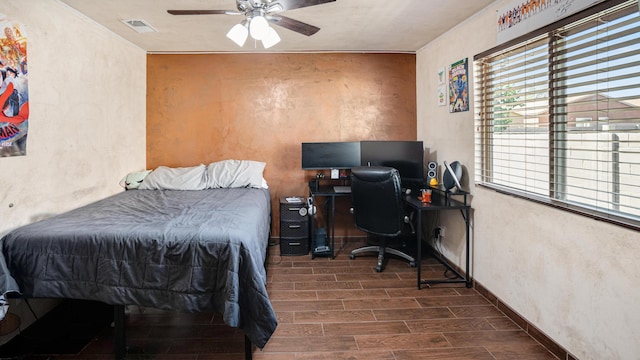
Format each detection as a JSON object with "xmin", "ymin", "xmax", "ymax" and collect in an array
[{"xmin": 474, "ymin": 0, "xmax": 640, "ymax": 229}]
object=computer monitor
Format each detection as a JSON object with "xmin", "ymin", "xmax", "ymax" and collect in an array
[
  {"xmin": 360, "ymin": 140, "xmax": 424, "ymax": 186},
  {"xmin": 301, "ymin": 142, "xmax": 362, "ymax": 170}
]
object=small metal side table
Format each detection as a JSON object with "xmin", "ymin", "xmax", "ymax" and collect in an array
[{"xmin": 403, "ymin": 186, "xmax": 472, "ymax": 288}]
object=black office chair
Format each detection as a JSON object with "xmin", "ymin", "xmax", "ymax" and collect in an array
[{"xmin": 348, "ymin": 166, "xmax": 416, "ymax": 272}]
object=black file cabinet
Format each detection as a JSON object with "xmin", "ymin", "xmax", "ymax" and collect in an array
[{"xmin": 279, "ymin": 197, "xmax": 310, "ymax": 256}]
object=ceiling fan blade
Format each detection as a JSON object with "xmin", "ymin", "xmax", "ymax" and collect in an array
[
  {"xmin": 167, "ymin": 10, "xmax": 240, "ymax": 15},
  {"xmin": 268, "ymin": 15, "xmax": 320, "ymax": 36},
  {"xmin": 273, "ymin": 0, "xmax": 336, "ymax": 11}
]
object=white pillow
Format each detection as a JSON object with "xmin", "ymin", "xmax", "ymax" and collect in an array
[
  {"xmin": 119, "ymin": 170, "xmax": 152, "ymax": 190},
  {"xmin": 206, "ymin": 160, "xmax": 266, "ymax": 189},
  {"xmin": 138, "ymin": 164, "xmax": 207, "ymax": 190}
]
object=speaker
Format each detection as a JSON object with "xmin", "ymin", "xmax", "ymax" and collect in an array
[{"xmin": 427, "ymin": 161, "xmax": 438, "ymax": 185}]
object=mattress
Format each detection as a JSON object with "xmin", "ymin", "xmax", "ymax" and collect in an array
[{"xmin": 0, "ymin": 188, "xmax": 276, "ymax": 348}]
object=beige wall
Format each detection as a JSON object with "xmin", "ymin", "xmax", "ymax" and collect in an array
[
  {"xmin": 4, "ymin": 0, "xmax": 639, "ymax": 357},
  {"xmin": 417, "ymin": 1, "xmax": 640, "ymax": 359},
  {"xmin": 0, "ymin": 0, "xmax": 147, "ymax": 343},
  {"xmin": 0, "ymin": 0, "xmax": 147, "ymax": 235}
]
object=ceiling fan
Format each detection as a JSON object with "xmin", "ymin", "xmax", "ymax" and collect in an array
[{"xmin": 168, "ymin": 0, "xmax": 336, "ymax": 48}]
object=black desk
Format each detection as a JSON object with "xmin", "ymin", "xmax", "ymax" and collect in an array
[
  {"xmin": 308, "ymin": 182, "xmax": 472, "ymax": 289},
  {"xmin": 403, "ymin": 187, "xmax": 472, "ymax": 289},
  {"xmin": 308, "ymin": 184, "xmax": 351, "ymax": 258}
]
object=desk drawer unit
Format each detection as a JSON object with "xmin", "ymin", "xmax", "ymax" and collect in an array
[{"xmin": 280, "ymin": 197, "xmax": 309, "ymax": 256}]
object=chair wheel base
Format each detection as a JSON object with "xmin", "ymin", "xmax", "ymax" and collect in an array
[
  {"xmin": 409, "ymin": 261, "xmax": 416, "ymax": 267},
  {"xmin": 349, "ymin": 253, "xmax": 356, "ymax": 260},
  {"xmin": 375, "ymin": 265, "xmax": 383, "ymax": 272}
]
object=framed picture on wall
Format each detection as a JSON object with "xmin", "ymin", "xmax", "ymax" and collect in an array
[
  {"xmin": 437, "ymin": 67, "xmax": 446, "ymax": 85},
  {"xmin": 448, "ymin": 58, "xmax": 469, "ymax": 113},
  {"xmin": 437, "ymin": 86, "xmax": 446, "ymax": 106}
]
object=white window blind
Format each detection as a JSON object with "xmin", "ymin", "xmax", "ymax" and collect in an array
[{"xmin": 474, "ymin": 0, "xmax": 640, "ymax": 228}]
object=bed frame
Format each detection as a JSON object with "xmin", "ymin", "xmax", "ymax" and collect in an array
[{"xmin": 1, "ymin": 188, "xmax": 276, "ymax": 360}]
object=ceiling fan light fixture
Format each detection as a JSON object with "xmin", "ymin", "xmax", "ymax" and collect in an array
[
  {"xmin": 249, "ymin": 15, "xmax": 269, "ymax": 40},
  {"xmin": 169, "ymin": 0, "xmax": 333, "ymax": 49},
  {"xmin": 262, "ymin": 27, "xmax": 281, "ymax": 49},
  {"xmin": 226, "ymin": 23, "xmax": 248, "ymax": 46}
]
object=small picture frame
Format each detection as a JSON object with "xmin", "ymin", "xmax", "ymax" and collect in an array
[
  {"xmin": 437, "ymin": 86, "xmax": 446, "ymax": 106},
  {"xmin": 437, "ymin": 67, "xmax": 446, "ymax": 85}
]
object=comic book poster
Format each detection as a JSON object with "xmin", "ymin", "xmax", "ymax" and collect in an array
[
  {"xmin": 449, "ymin": 58, "xmax": 468, "ymax": 113},
  {"xmin": 0, "ymin": 14, "xmax": 28, "ymax": 157}
]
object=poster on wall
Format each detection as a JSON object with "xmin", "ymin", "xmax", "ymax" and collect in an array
[
  {"xmin": 497, "ymin": 0, "xmax": 605, "ymax": 44},
  {"xmin": 0, "ymin": 14, "xmax": 28, "ymax": 157},
  {"xmin": 449, "ymin": 58, "xmax": 469, "ymax": 113}
]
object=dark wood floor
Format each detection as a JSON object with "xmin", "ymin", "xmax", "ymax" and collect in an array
[{"xmin": 14, "ymin": 239, "xmax": 559, "ymax": 360}]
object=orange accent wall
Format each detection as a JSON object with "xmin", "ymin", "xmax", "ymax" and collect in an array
[{"xmin": 146, "ymin": 53, "xmax": 416, "ymax": 236}]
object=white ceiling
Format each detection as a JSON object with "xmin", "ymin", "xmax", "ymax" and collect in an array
[{"xmin": 58, "ymin": 0, "xmax": 496, "ymax": 53}]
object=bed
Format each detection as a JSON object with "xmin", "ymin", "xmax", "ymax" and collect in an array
[{"xmin": 0, "ymin": 160, "xmax": 277, "ymax": 359}]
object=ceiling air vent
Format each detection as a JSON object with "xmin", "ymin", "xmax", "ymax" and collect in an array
[{"xmin": 121, "ymin": 19, "xmax": 157, "ymax": 33}]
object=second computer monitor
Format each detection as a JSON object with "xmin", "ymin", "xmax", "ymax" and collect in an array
[{"xmin": 360, "ymin": 140, "xmax": 424, "ymax": 186}]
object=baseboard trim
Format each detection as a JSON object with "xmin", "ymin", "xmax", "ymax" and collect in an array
[
  {"xmin": 411, "ymin": 241, "xmax": 577, "ymax": 360},
  {"xmin": 421, "ymin": 246, "xmax": 577, "ymax": 360},
  {"xmin": 272, "ymin": 235, "xmax": 578, "ymax": 360},
  {"xmin": 472, "ymin": 281, "xmax": 578, "ymax": 360}
]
